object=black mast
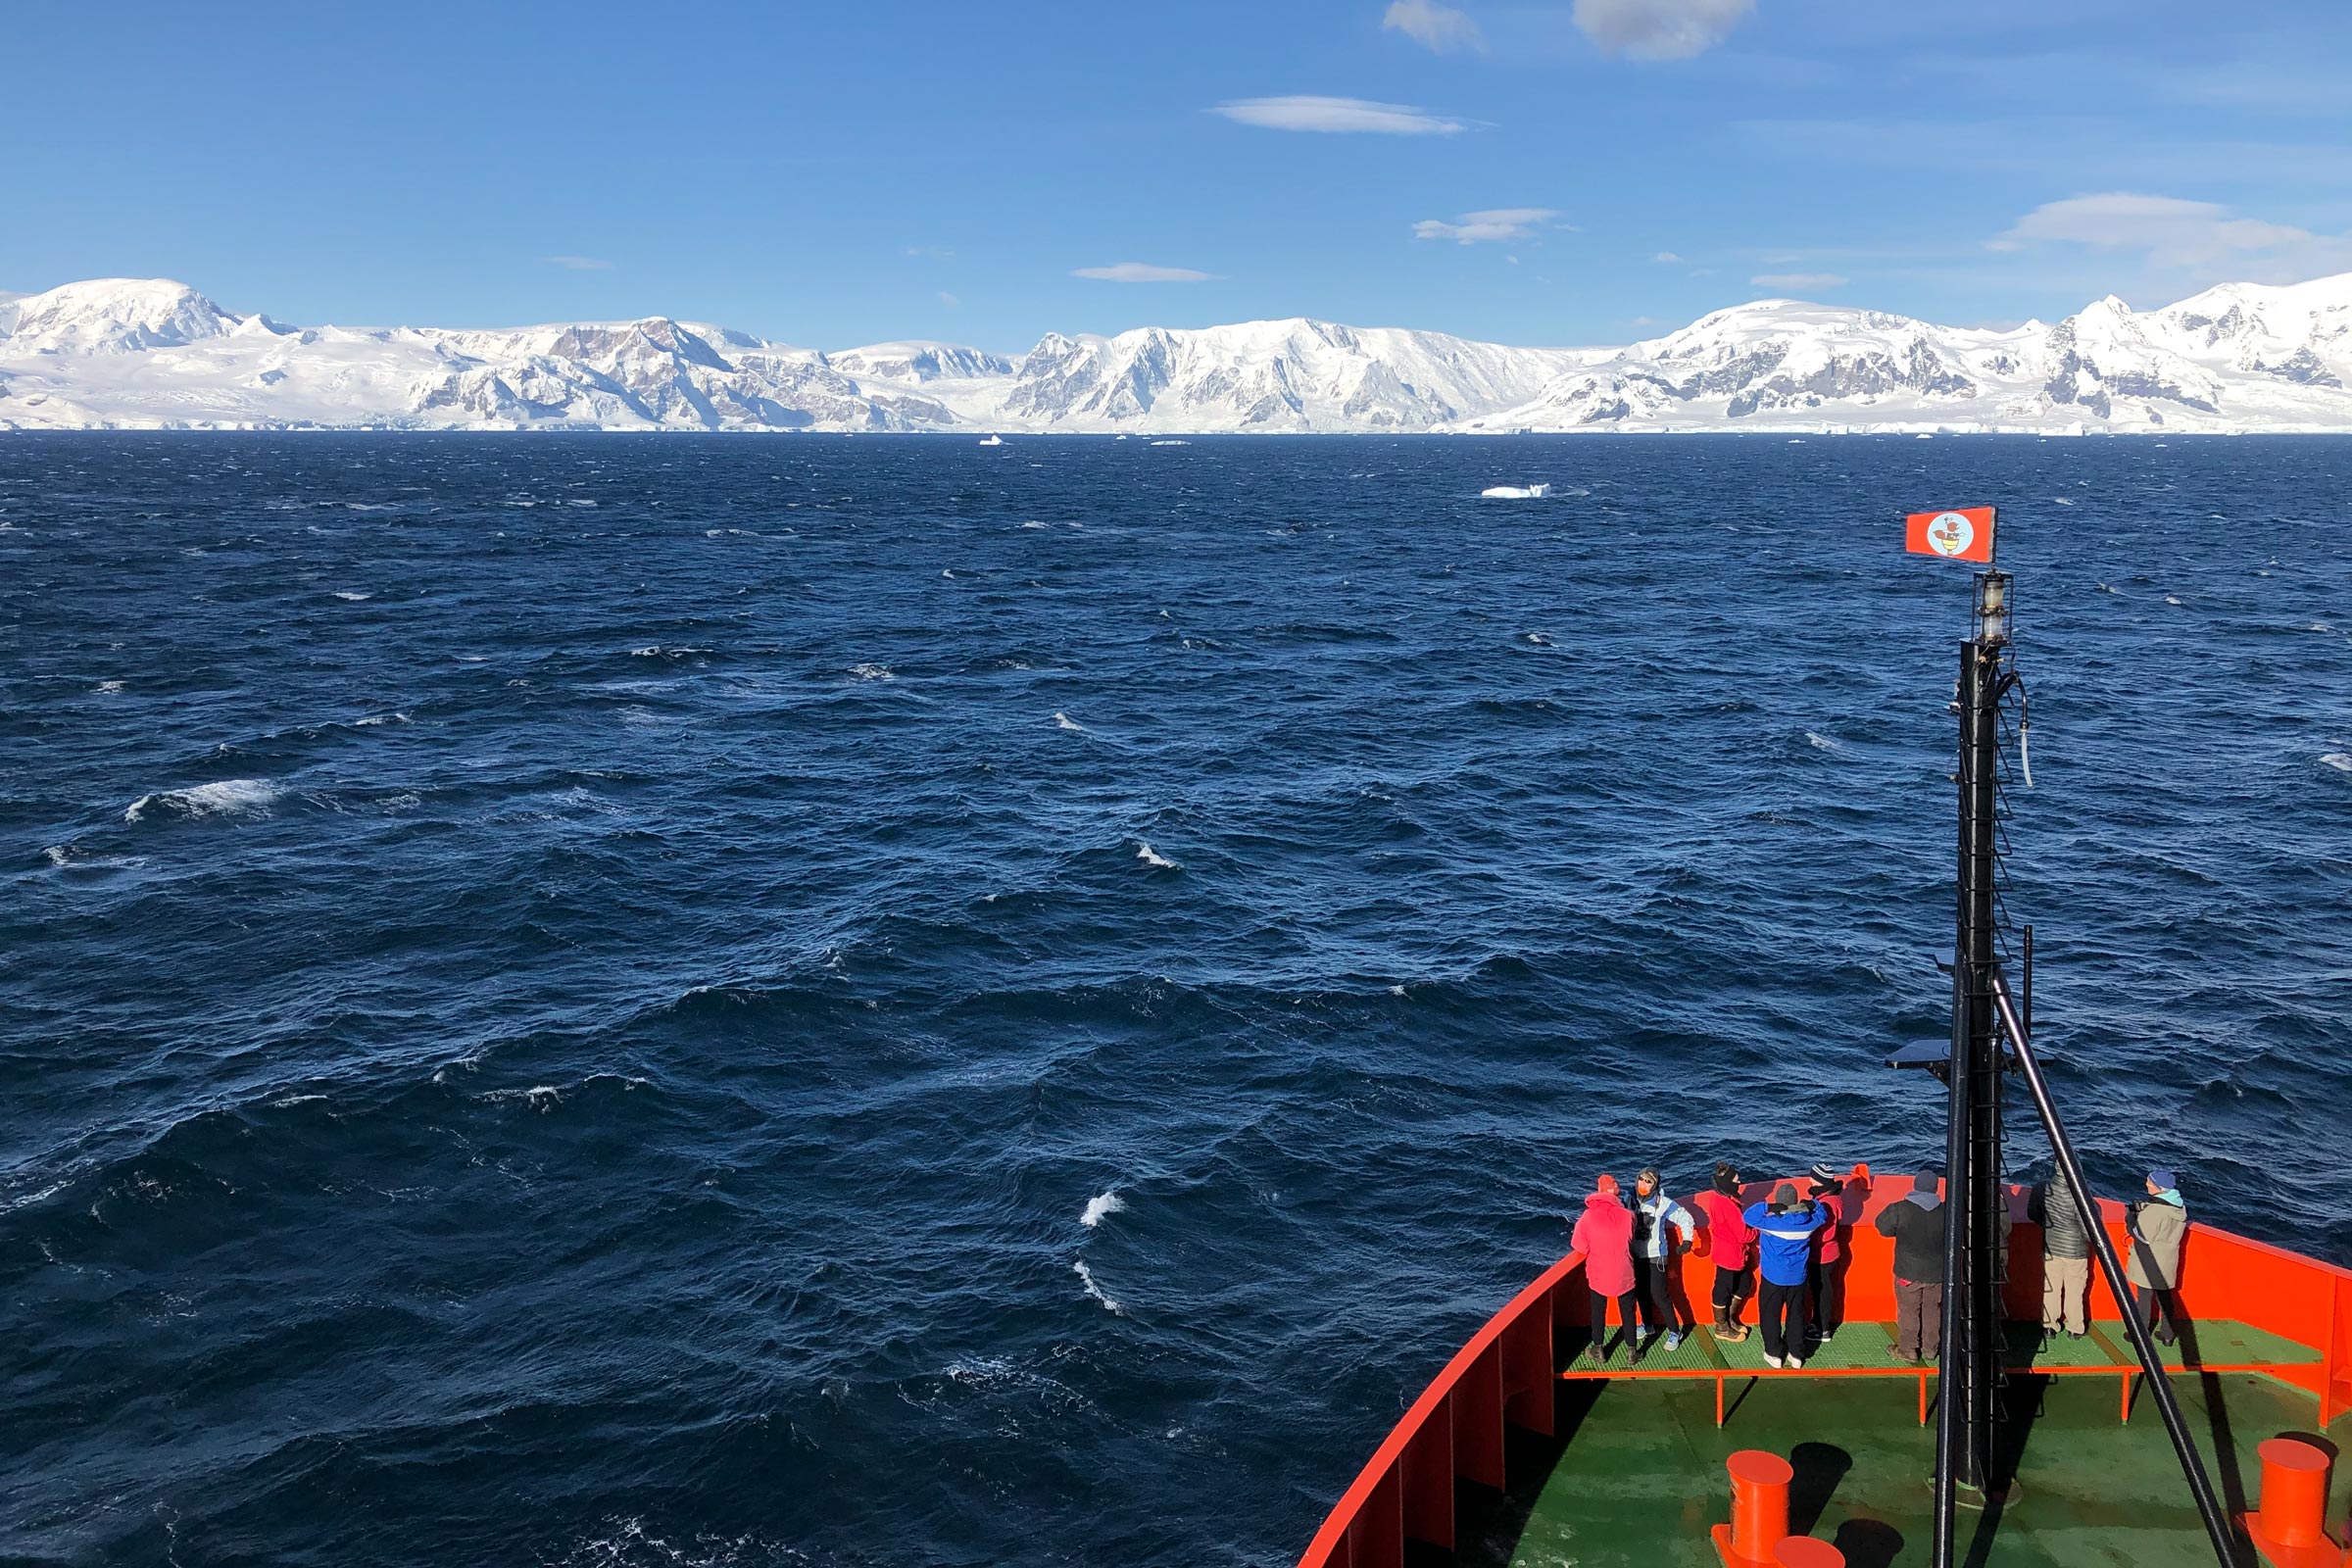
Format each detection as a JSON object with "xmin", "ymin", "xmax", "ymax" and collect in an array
[
  {"xmin": 1931, "ymin": 573, "xmax": 2014, "ymax": 1546},
  {"xmin": 1919, "ymin": 564, "xmax": 2238, "ymax": 1568}
]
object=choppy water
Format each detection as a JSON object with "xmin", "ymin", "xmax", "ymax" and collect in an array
[{"xmin": 4, "ymin": 433, "xmax": 2349, "ymax": 1568}]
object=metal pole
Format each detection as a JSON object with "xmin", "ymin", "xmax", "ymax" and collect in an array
[{"xmin": 1987, "ymin": 970, "xmax": 2236, "ymax": 1568}]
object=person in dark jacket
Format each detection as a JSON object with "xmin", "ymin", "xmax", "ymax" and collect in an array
[
  {"xmin": 2029, "ymin": 1172, "xmax": 2093, "ymax": 1339},
  {"xmin": 2127, "ymin": 1168, "xmax": 2189, "ymax": 1347},
  {"xmin": 1875, "ymin": 1170, "xmax": 1947, "ymax": 1363},
  {"xmin": 1742, "ymin": 1182, "xmax": 1835, "ymax": 1369}
]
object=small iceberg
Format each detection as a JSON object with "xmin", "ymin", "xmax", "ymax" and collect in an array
[
  {"xmin": 978, "ymin": 434, "xmax": 1004, "ymax": 446},
  {"xmin": 1481, "ymin": 483, "xmax": 1552, "ymax": 500}
]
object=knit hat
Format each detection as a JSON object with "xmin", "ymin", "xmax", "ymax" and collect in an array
[
  {"xmin": 2148, "ymin": 1167, "xmax": 2177, "ymax": 1190},
  {"xmin": 1809, "ymin": 1163, "xmax": 1838, "ymax": 1185},
  {"xmin": 1596, "ymin": 1173, "xmax": 1619, "ymax": 1196},
  {"xmin": 1913, "ymin": 1171, "xmax": 1940, "ymax": 1194},
  {"xmin": 1774, "ymin": 1182, "xmax": 1799, "ymax": 1205}
]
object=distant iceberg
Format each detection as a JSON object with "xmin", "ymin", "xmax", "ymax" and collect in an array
[{"xmin": 1481, "ymin": 483, "xmax": 1551, "ymax": 499}]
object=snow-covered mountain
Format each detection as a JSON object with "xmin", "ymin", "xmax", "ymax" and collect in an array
[{"xmin": 5, "ymin": 274, "xmax": 2351, "ymax": 434}]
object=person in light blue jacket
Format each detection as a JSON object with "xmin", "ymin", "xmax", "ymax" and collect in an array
[
  {"xmin": 1631, "ymin": 1168, "xmax": 1698, "ymax": 1351},
  {"xmin": 1743, "ymin": 1183, "xmax": 1836, "ymax": 1368}
]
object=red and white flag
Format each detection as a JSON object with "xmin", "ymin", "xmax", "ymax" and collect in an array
[{"xmin": 1905, "ymin": 506, "xmax": 1996, "ymax": 563}]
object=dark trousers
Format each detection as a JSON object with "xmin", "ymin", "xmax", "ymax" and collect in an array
[
  {"xmin": 1759, "ymin": 1279, "xmax": 1810, "ymax": 1360},
  {"xmin": 1589, "ymin": 1287, "xmax": 1637, "ymax": 1351},
  {"xmin": 1808, "ymin": 1255, "xmax": 1843, "ymax": 1338},
  {"xmin": 1633, "ymin": 1254, "xmax": 1685, "ymax": 1335},
  {"xmin": 1894, "ymin": 1280, "xmax": 1943, "ymax": 1361},
  {"xmin": 2133, "ymin": 1283, "xmax": 2182, "ymax": 1346},
  {"xmin": 1712, "ymin": 1261, "xmax": 1753, "ymax": 1323}
]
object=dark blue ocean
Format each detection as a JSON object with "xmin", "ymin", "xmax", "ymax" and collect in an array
[{"xmin": 4, "ymin": 434, "xmax": 2349, "ymax": 1568}]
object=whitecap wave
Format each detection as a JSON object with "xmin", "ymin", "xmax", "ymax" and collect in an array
[
  {"xmin": 485, "ymin": 1084, "xmax": 563, "ymax": 1111},
  {"xmin": 124, "ymin": 778, "xmax": 281, "ymax": 823},
  {"xmin": 1803, "ymin": 731, "xmax": 1841, "ymax": 753},
  {"xmin": 1053, "ymin": 711, "xmax": 1086, "ymax": 732},
  {"xmin": 94, "ymin": 679, "xmax": 126, "ymax": 694},
  {"xmin": 1481, "ymin": 484, "xmax": 1552, "ymax": 500},
  {"xmin": 1074, "ymin": 1258, "xmax": 1125, "ymax": 1315},
  {"xmin": 2321, "ymin": 754, "xmax": 2352, "ymax": 773},
  {"xmin": 1081, "ymin": 1190, "xmax": 1126, "ymax": 1228},
  {"xmin": 353, "ymin": 711, "xmax": 410, "ymax": 726},
  {"xmin": 1135, "ymin": 842, "xmax": 1177, "ymax": 870},
  {"xmin": 2051, "ymin": 497, "xmax": 2075, "ymax": 506},
  {"xmin": 848, "ymin": 663, "xmax": 894, "ymax": 682},
  {"xmin": 1149, "ymin": 439, "xmax": 1189, "ymax": 447},
  {"xmin": 2165, "ymin": 596, "xmax": 2184, "ymax": 606},
  {"xmin": 332, "ymin": 590, "xmax": 373, "ymax": 602}
]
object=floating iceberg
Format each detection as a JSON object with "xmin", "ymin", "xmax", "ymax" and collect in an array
[{"xmin": 1480, "ymin": 483, "xmax": 1551, "ymax": 499}]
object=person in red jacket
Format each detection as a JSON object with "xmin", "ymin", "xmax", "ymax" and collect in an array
[
  {"xmin": 1694, "ymin": 1161, "xmax": 1754, "ymax": 1343},
  {"xmin": 1571, "ymin": 1173, "xmax": 1639, "ymax": 1364}
]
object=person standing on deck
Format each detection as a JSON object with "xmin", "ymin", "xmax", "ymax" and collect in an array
[
  {"xmin": 1696, "ymin": 1161, "xmax": 1753, "ymax": 1343},
  {"xmin": 1631, "ymin": 1168, "xmax": 1698, "ymax": 1352},
  {"xmin": 1571, "ymin": 1174, "xmax": 1640, "ymax": 1364},
  {"xmin": 1875, "ymin": 1170, "xmax": 1947, "ymax": 1364},
  {"xmin": 2030, "ymin": 1171, "xmax": 2093, "ymax": 1340},
  {"xmin": 1804, "ymin": 1163, "xmax": 1849, "ymax": 1345},
  {"xmin": 2127, "ymin": 1168, "xmax": 2190, "ymax": 1347},
  {"xmin": 1743, "ymin": 1183, "xmax": 1834, "ymax": 1369}
]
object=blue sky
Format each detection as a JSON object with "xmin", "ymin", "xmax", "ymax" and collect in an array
[{"xmin": 6, "ymin": 1, "xmax": 2350, "ymax": 351}]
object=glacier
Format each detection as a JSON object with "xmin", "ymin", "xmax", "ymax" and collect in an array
[{"xmin": 3, "ymin": 273, "xmax": 2350, "ymax": 435}]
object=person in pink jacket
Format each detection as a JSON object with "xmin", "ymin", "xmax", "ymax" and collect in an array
[{"xmin": 1572, "ymin": 1173, "xmax": 1640, "ymax": 1364}]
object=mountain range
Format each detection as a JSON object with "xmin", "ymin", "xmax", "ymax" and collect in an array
[{"xmin": 4, "ymin": 274, "xmax": 2349, "ymax": 435}]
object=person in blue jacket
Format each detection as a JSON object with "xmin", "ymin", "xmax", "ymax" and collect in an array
[{"xmin": 1743, "ymin": 1182, "xmax": 1837, "ymax": 1368}]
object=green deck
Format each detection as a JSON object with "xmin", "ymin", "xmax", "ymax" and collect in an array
[{"xmin": 1457, "ymin": 1322, "xmax": 2346, "ymax": 1568}]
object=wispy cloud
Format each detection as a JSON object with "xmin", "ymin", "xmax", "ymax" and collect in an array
[
  {"xmin": 1209, "ymin": 95, "xmax": 1468, "ymax": 135},
  {"xmin": 1072, "ymin": 262, "xmax": 1222, "ymax": 283},
  {"xmin": 937, "ymin": 291, "xmax": 961, "ymax": 308},
  {"xmin": 542, "ymin": 255, "xmax": 613, "ymax": 271},
  {"xmin": 1413, "ymin": 208, "xmax": 1563, "ymax": 244},
  {"xmin": 1990, "ymin": 192, "xmax": 2352, "ymax": 280},
  {"xmin": 1750, "ymin": 272, "xmax": 1847, "ymax": 290},
  {"xmin": 1383, "ymin": 0, "xmax": 1486, "ymax": 54},
  {"xmin": 1574, "ymin": 0, "xmax": 1754, "ymax": 60},
  {"xmin": 1653, "ymin": 251, "xmax": 1684, "ymax": 264},
  {"xmin": 905, "ymin": 245, "xmax": 956, "ymax": 261}
]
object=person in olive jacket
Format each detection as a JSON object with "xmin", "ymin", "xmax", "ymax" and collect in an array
[
  {"xmin": 2127, "ymin": 1168, "xmax": 2190, "ymax": 1347},
  {"xmin": 1876, "ymin": 1170, "xmax": 1947, "ymax": 1364}
]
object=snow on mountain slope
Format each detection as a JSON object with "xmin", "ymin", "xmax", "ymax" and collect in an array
[
  {"xmin": 6, "ymin": 274, "xmax": 2352, "ymax": 433},
  {"xmin": 1456, "ymin": 280, "xmax": 2352, "ymax": 433},
  {"xmin": 994, "ymin": 318, "xmax": 1600, "ymax": 432}
]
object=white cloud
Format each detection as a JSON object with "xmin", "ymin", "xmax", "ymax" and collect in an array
[
  {"xmin": 905, "ymin": 245, "xmax": 956, "ymax": 261},
  {"xmin": 1750, "ymin": 272, "xmax": 1847, "ymax": 290},
  {"xmin": 1653, "ymin": 251, "xmax": 1684, "ymax": 263},
  {"xmin": 1383, "ymin": 0, "xmax": 1486, "ymax": 54},
  {"xmin": 1991, "ymin": 192, "xmax": 2352, "ymax": 278},
  {"xmin": 1209, "ymin": 96, "xmax": 1468, "ymax": 135},
  {"xmin": 543, "ymin": 255, "xmax": 613, "ymax": 270},
  {"xmin": 1573, "ymin": 0, "xmax": 1754, "ymax": 60},
  {"xmin": 938, "ymin": 291, "xmax": 961, "ymax": 308},
  {"xmin": 1072, "ymin": 262, "xmax": 1222, "ymax": 283},
  {"xmin": 1413, "ymin": 207, "xmax": 1563, "ymax": 244}
]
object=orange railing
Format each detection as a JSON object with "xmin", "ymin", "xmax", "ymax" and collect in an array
[{"xmin": 1295, "ymin": 1180, "xmax": 2352, "ymax": 1568}]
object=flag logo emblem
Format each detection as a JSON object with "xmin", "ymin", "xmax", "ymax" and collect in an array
[{"xmin": 1905, "ymin": 505, "xmax": 1996, "ymax": 564}]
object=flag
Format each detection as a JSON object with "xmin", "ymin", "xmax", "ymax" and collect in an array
[{"xmin": 1905, "ymin": 506, "xmax": 1996, "ymax": 564}]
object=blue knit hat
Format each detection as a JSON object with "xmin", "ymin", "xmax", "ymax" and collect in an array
[{"xmin": 2148, "ymin": 1167, "xmax": 2177, "ymax": 1190}]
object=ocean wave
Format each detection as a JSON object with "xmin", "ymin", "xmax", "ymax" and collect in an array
[
  {"xmin": 1081, "ymin": 1190, "xmax": 1127, "ymax": 1228},
  {"xmin": 1803, "ymin": 731, "xmax": 1842, "ymax": 753},
  {"xmin": 1481, "ymin": 484, "xmax": 1551, "ymax": 499},
  {"xmin": 483, "ymin": 1085, "xmax": 564, "ymax": 1111},
  {"xmin": 2321, "ymin": 754, "xmax": 2352, "ymax": 773},
  {"xmin": 1134, "ymin": 842, "xmax": 1177, "ymax": 870},
  {"xmin": 124, "ymin": 778, "xmax": 281, "ymax": 823},
  {"xmin": 353, "ymin": 710, "xmax": 411, "ymax": 726},
  {"xmin": 1073, "ymin": 1258, "xmax": 1125, "ymax": 1315},
  {"xmin": 332, "ymin": 590, "xmax": 373, "ymax": 601},
  {"xmin": 848, "ymin": 663, "xmax": 894, "ymax": 681},
  {"xmin": 95, "ymin": 678, "xmax": 126, "ymax": 693},
  {"xmin": 1052, "ymin": 711, "xmax": 1086, "ymax": 732}
]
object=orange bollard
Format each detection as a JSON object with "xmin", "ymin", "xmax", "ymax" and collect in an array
[
  {"xmin": 1710, "ymin": 1449, "xmax": 1794, "ymax": 1567},
  {"xmin": 2239, "ymin": 1437, "xmax": 2340, "ymax": 1568},
  {"xmin": 1774, "ymin": 1540, "xmax": 1846, "ymax": 1568}
]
